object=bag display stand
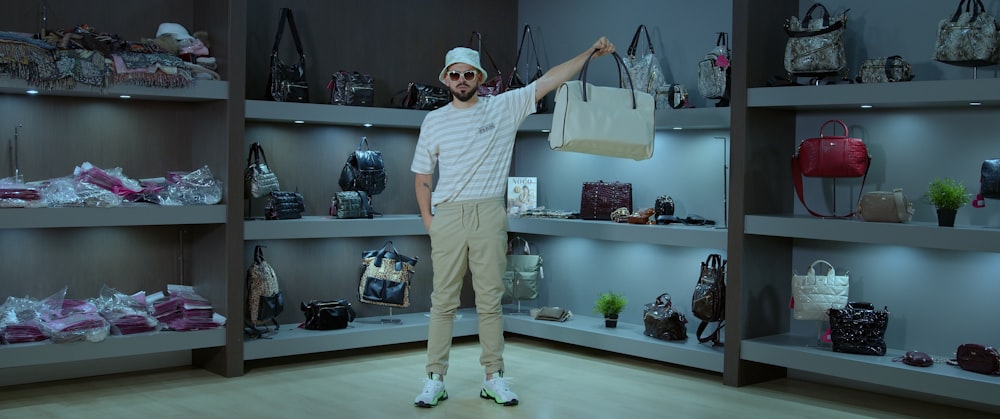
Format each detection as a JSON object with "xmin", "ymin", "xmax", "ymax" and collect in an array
[{"xmin": 379, "ymin": 307, "xmax": 401, "ymax": 324}]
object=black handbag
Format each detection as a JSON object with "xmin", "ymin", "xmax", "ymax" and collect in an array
[
  {"xmin": 267, "ymin": 8, "xmax": 309, "ymax": 102},
  {"xmin": 265, "ymin": 191, "xmax": 305, "ymax": 220},
  {"xmin": 339, "ymin": 136, "xmax": 387, "ymax": 196},
  {"xmin": 828, "ymin": 302, "xmax": 889, "ymax": 356},
  {"xmin": 692, "ymin": 253, "xmax": 726, "ymax": 346},
  {"xmin": 973, "ymin": 159, "xmax": 1000, "ymax": 208},
  {"xmin": 395, "ymin": 82, "xmax": 451, "ymax": 110},
  {"xmin": 642, "ymin": 293, "xmax": 688, "ymax": 341},
  {"xmin": 507, "ymin": 24, "xmax": 546, "ymax": 113},
  {"xmin": 300, "ymin": 299, "xmax": 356, "ymax": 330},
  {"xmin": 330, "ymin": 190, "xmax": 374, "ymax": 219},
  {"xmin": 329, "ymin": 70, "xmax": 374, "ymax": 106}
]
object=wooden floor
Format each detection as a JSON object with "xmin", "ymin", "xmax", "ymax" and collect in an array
[{"xmin": 0, "ymin": 334, "xmax": 993, "ymax": 419}]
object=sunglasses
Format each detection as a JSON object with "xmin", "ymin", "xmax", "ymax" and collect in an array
[{"xmin": 447, "ymin": 70, "xmax": 478, "ymax": 82}]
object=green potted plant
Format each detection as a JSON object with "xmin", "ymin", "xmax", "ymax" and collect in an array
[
  {"xmin": 925, "ymin": 177, "xmax": 971, "ymax": 227},
  {"xmin": 593, "ymin": 291, "xmax": 628, "ymax": 328}
]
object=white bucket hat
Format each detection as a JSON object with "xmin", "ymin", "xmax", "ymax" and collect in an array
[
  {"xmin": 438, "ymin": 47, "xmax": 487, "ymax": 84},
  {"xmin": 156, "ymin": 22, "xmax": 194, "ymax": 41}
]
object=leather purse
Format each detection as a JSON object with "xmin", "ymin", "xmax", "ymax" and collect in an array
[
  {"xmin": 621, "ymin": 24, "xmax": 671, "ymax": 110},
  {"xmin": 549, "ymin": 51, "xmax": 655, "ymax": 161},
  {"xmin": 266, "ymin": 8, "xmax": 309, "ymax": 102},
  {"xmin": 502, "ymin": 236, "xmax": 543, "ymax": 304},
  {"xmin": 244, "ymin": 142, "xmax": 281, "ymax": 198},
  {"xmin": 893, "ymin": 351, "xmax": 934, "ymax": 367},
  {"xmin": 507, "ymin": 24, "xmax": 547, "ymax": 112},
  {"xmin": 934, "ymin": 0, "xmax": 1000, "ymax": 67},
  {"xmin": 642, "ymin": 293, "xmax": 688, "ymax": 341},
  {"xmin": 858, "ymin": 189, "xmax": 914, "ymax": 222},
  {"xmin": 792, "ymin": 119, "xmax": 871, "ymax": 218},
  {"xmin": 855, "ymin": 56, "xmax": 915, "ymax": 83},
  {"xmin": 791, "ymin": 260, "xmax": 849, "ymax": 321},
  {"xmin": 329, "ymin": 71, "xmax": 374, "ymax": 106},
  {"xmin": 338, "ymin": 136, "xmax": 387, "ymax": 196},
  {"xmin": 827, "ymin": 302, "xmax": 889, "ymax": 356},
  {"xmin": 396, "ymin": 82, "xmax": 450, "ymax": 110},
  {"xmin": 783, "ymin": 3, "xmax": 848, "ymax": 78},
  {"xmin": 468, "ymin": 32, "xmax": 504, "ymax": 97},
  {"xmin": 531, "ymin": 306, "xmax": 572, "ymax": 322},
  {"xmin": 330, "ymin": 190, "xmax": 373, "ymax": 219},
  {"xmin": 973, "ymin": 158, "xmax": 1000, "ymax": 207},
  {"xmin": 692, "ymin": 253, "xmax": 726, "ymax": 345},
  {"xmin": 358, "ymin": 241, "xmax": 418, "ymax": 308},
  {"xmin": 580, "ymin": 180, "xmax": 633, "ymax": 221},
  {"xmin": 697, "ymin": 32, "xmax": 731, "ymax": 103},
  {"xmin": 950, "ymin": 343, "xmax": 1000, "ymax": 375},
  {"xmin": 264, "ymin": 191, "xmax": 305, "ymax": 220},
  {"xmin": 300, "ymin": 299, "xmax": 356, "ymax": 330}
]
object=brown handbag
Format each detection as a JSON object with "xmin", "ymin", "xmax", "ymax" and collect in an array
[
  {"xmin": 580, "ymin": 180, "xmax": 632, "ymax": 220},
  {"xmin": 949, "ymin": 343, "xmax": 1000, "ymax": 375}
]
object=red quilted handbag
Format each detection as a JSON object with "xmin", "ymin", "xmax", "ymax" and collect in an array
[{"xmin": 792, "ymin": 119, "xmax": 871, "ymax": 217}]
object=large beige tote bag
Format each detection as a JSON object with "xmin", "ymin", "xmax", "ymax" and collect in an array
[{"xmin": 548, "ymin": 51, "xmax": 655, "ymax": 161}]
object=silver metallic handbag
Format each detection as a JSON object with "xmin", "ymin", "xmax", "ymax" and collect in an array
[
  {"xmin": 855, "ymin": 56, "xmax": 915, "ymax": 83},
  {"xmin": 697, "ymin": 32, "xmax": 731, "ymax": 101},
  {"xmin": 933, "ymin": 0, "xmax": 1000, "ymax": 67},
  {"xmin": 783, "ymin": 3, "xmax": 848, "ymax": 78},
  {"xmin": 621, "ymin": 24, "xmax": 671, "ymax": 109}
]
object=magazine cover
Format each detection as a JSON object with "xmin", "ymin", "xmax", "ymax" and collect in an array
[{"xmin": 507, "ymin": 177, "xmax": 537, "ymax": 214}]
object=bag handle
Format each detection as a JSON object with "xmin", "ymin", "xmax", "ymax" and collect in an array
[
  {"xmin": 626, "ymin": 24, "xmax": 655, "ymax": 57},
  {"xmin": 802, "ymin": 2, "xmax": 831, "ymax": 27},
  {"xmin": 791, "ymin": 157, "xmax": 869, "ymax": 218},
  {"xmin": 655, "ymin": 293, "xmax": 673, "ymax": 308},
  {"xmin": 819, "ymin": 119, "xmax": 849, "ymax": 138},
  {"xmin": 716, "ymin": 32, "xmax": 728, "ymax": 48},
  {"xmin": 808, "ymin": 260, "xmax": 835, "ymax": 277},
  {"xmin": 467, "ymin": 31, "xmax": 503, "ymax": 78},
  {"xmin": 507, "ymin": 236, "xmax": 532, "ymax": 255},
  {"xmin": 704, "ymin": 253, "xmax": 724, "ymax": 271},
  {"xmin": 272, "ymin": 8, "xmax": 305, "ymax": 60},
  {"xmin": 357, "ymin": 136, "xmax": 370, "ymax": 151},
  {"xmin": 512, "ymin": 25, "xmax": 543, "ymax": 77},
  {"xmin": 951, "ymin": 0, "xmax": 986, "ymax": 23},
  {"xmin": 785, "ymin": 3, "xmax": 846, "ymax": 38},
  {"xmin": 247, "ymin": 142, "xmax": 259, "ymax": 167},
  {"xmin": 578, "ymin": 50, "xmax": 636, "ymax": 109},
  {"xmin": 254, "ymin": 244, "xmax": 266, "ymax": 264}
]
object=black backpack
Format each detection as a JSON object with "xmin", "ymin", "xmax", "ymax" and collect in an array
[
  {"xmin": 691, "ymin": 253, "xmax": 726, "ymax": 346},
  {"xmin": 338, "ymin": 136, "xmax": 387, "ymax": 196}
]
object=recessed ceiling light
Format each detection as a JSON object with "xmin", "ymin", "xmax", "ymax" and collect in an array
[
  {"xmin": 860, "ymin": 105, "xmax": 873, "ymax": 109},
  {"xmin": 541, "ymin": 129, "xmax": 551, "ymax": 133},
  {"xmin": 363, "ymin": 123, "xmax": 373, "ymax": 127},
  {"xmin": 293, "ymin": 120, "xmax": 305, "ymax": 124},
  {"xmin": 970, "ymin": 102, "xmax": 982, "ymax": 106},
  {"xmin": 25, "ymin": 90, "xmax": 39, "ymax": 95},
  {"xmin": 672, "ymin": 127, "xmax": 683, "ymax": 130},
  {"xmin": 119, "ymin": 95, "xmax": 131, "ymax": 99}
]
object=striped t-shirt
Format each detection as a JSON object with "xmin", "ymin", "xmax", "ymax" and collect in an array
[{"xmin": 410, "ymin": 82, "xmax": 537, "ymax": 206}]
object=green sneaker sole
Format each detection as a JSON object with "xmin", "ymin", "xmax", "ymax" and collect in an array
[
  {"xmin": 415, "ymin": 390, "xmax": 448, "ymax": 408},
  {"xmin": 480, "ymin": 388, "xmax": 518, "ymax": 406}
]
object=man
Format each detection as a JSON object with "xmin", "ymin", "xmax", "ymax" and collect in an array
[{"xmin": 411, "ymin": 36, "xmax": 615, "ymax": 408}]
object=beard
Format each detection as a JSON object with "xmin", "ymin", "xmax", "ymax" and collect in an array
[{"xmin": 450, "ymin": 83, "xmax": 478, "ymax": 102}]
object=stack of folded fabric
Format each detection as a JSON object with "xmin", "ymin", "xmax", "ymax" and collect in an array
[{"xmin": 162, "ymin": 285, "xmax": 224, "ymax": 331}]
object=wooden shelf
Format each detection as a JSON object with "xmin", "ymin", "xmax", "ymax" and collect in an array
[
  {"xmin": 503, "ymin": 313, "xmax": 724, "ymax": 373},
  {"xmin": 509, "ymin": 217, "xmax": 728, "ymax": 249},
  {"xmin": 742, "ymin": 333, "xmax": 1000, "ymax": 408},
  {"xmin": 747, "ymin": 78, "xmax": 1000, "ymax": 110},
  {"xmin": 744, "ymin": 214, "xmax": 1000, "ymax": 253},
  {"xmin": 0, "ymin": 328, "xmax": 225, "ymax": 369},
  {"xmin": 0, "ymin": 205, "xmax": 227, "ymax": 229},
  {"xmin": 0, "ymin": 76, "xmax": 228, "ymax": 101},
  {"xmin": 243, "ymin": 309, "xmax": 479, "ymax": 360}
]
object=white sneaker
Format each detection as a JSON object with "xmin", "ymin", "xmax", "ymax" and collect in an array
[
  {"xmin": 414, "ymin": 374, "xmax": 447, "ymax": 408},
  {"xmin": 480, "ymin": 373, "xmax": 518, "ymax": 406}
]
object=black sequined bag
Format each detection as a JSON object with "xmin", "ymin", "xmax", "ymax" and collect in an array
[{"xmin": 828, "ymin": 302, "xmax": 889, "ymax": 356}]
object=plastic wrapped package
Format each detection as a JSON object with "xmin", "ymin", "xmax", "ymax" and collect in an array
[
  {"xmin": 73, "ymin": 162, "xmax": 145, "ymax": 201},
  {"xmin": 41, "ymin": 176, "xmax": 124, "ymax": 207},
  {"xmin": 31, "ymin": 288, "xmax": 111, "ymax": 343},
  {"xmin": 145, "ymin": 165, "xmax": 223, "ymax": 205},
  {"xmin": 0, "ymin": 176, "xmax": 44, "ymax": 208},
  {"xmin": 94, "ymin": 285, "xmax": 159, "ymax": 335}
]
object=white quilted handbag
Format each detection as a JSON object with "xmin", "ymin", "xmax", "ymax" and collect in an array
[{"xmin": 791, "ymin": 260, "xmax": 849, "ymax": 321}]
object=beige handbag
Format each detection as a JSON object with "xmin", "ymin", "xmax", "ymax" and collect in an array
[
  {"xmin": 857, "ymin": 188, "xmax": 914, "ymax": 223},
  {"xmin": 548, "ymin": 51, "xmax": 655, "ymax": 161},
  {"xmin": 792, "ymin": 260, "xmax": 849, "ymax": 321}
]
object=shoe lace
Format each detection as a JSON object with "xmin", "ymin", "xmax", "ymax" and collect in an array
[
  {"xmin": 420, "ymin": 378, "xmax": 441, "ymax": 395},
  {"xmin": 489, "ymin": 376, "xmax": 515, "ymax": 393}
]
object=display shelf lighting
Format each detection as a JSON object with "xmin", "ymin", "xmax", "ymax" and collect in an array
[
  {"xmin": 363, "ymin": 123, "xmax": 373, "ymax": 127},
  {"xmin": 293, "ymin": 120, "xmax": 305, "ymax": 124},
  {"xmin": 970, "ymin": 102, "xmax": 982, "ymax": 106},
  {"xmin": 25, "ymin": 89, "xmax": 39, "ymax": 95},
  {"xmin": 860, "ymin": 104, "xmax": 873, "ymax": 109},
  {"xmin": 119, "ymin": 95, "xmax": 131, "ymax": 99}
]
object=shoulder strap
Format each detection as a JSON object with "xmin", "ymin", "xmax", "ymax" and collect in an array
[
  {"xmin": 272, "ymin": 8, "xmax": 305, "ymax": 59},
  {"xmin": 696, "ymin": 320, "xmax": 724, "ymax": 345},
  {"xmin": 627, "ymin": 24, "xmax": 654, "ymax": 57},
  {"xmin": 792, "ymin": 153, "xmax": 870, "ymax": 218}
]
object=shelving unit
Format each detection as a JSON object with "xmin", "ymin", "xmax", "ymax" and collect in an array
[
  {"xmin": 0, "ymin": 0, "xmax": 244, "ymax": 385},
  {"xmin": 731, "ymin": 0, "xmax": 1000, "ymax": 412}
]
